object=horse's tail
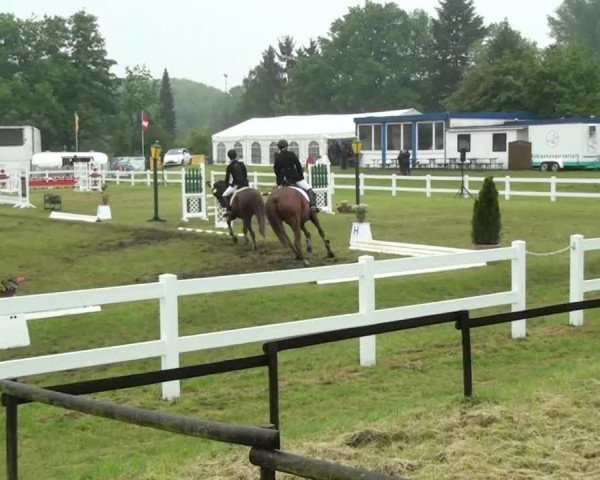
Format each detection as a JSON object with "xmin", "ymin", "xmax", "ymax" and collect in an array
[{"xmin": 266, "ymin": 197, "xmax": 288, "ymax": 246}]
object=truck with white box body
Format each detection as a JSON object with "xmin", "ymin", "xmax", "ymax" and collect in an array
[
  {"xmin": 0, "ymin": 125, "xmax": 41, "ymax": 165},
  {"xmin": 529, "ymin": 120, "xmax": 600, "ymax": 171}
]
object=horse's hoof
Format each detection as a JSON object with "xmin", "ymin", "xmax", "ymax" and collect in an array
[{"xmin": 327, "ymin": 252, "xmax": 335, "ymax": 258}]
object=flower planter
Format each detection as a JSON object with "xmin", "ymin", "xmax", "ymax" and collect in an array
[
  {"xmin": 474, "ymin": 243, "xmax": 501, "ymax": 250},
  {"xmin": 97, "ymin": 205, "xmax": 112, "ymax": 221},
  {"xmin": 0, "ymin": 291, "xmax": 16, "ymax": 298}
]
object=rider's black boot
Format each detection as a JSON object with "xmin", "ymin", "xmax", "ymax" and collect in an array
[{"xmin": 307, "ymin": 189, "xmax": 320, "ymax": 213}]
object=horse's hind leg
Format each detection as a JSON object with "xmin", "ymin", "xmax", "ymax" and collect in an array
[
  {"xmin": 227, "ymin": 218, "xmax": 238, "ymax": 244},
  {"xmin": 301, "ymin": 223, "xmax": 313, "ymax": 257},
  {"xmin": 310, "ymin": 213, "xmax": 335, "ymax": 258},
  {"xmin": 244, "ymin": 217, "xmax": 257, "ymax": 250}
]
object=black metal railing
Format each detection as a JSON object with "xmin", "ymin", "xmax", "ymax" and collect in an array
[{"xmin": 2, "ymin": 298, "xmax": 599, "ymax": 480}]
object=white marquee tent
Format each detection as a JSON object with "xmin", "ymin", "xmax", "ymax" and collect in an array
[{"xmin": 211, "ymin": 108, "xmax": 420, "ymax": 165}]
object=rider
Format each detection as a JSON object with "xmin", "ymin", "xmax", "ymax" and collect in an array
[
  {"xmin": 273, "ymin": 139, "xmax": 319, "ymax": 213},
  {"xmin": 222, "ymin": 149, "xmax": 249, "ymax": 213}
]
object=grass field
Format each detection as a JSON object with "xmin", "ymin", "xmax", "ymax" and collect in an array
[{"xmin": 1, "ymin": 170, "xmax": 600, "ymax": 479}]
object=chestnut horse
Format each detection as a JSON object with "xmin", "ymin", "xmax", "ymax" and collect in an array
[
  {"xmin": 211, "ymin": 181, "xmax": 266, "ymax": 249},
  {"xmin": 266, "ymin": 187, "xmax": 334, "ymax": 265}
]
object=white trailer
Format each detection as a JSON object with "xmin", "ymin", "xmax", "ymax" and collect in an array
[
  {"xmin": 32, "ymin": 151, "xmax": 108, "ymax": 170},
  {"xmin": 529, "ymin": 121, "xmax": 600, "ymax": 171},
  {"xmin": 0, "ymin": 126, "xmax": 41, "ymax": 165}
]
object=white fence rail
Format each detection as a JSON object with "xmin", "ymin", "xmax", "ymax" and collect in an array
[
  {"xmin": 570, "ymin": 234, "xmax": 600, "ymax": 326},
  {"xmin": 0, "ymin": 243, "xmax": 526, "ymax": 400},
  {"xmin": 29, "ymin": 169, "xmax": 600, "ymax": 202}
]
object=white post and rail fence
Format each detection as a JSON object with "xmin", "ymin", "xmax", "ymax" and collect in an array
[{"xmin": 1, "ymin": 243, "xmax": 526, "ymax": 400}]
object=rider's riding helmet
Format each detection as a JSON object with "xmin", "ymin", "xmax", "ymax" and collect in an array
[
  {"xmin": 227, "ymin": 149, "xmax": 237, "ymax": 160},
  {"xmin": 277, "ymin": 139, "xmax": 288, "ymax": 150}
]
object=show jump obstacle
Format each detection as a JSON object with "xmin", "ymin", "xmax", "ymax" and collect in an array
[
  {"xmin": 0, "ymin": 163, "xmax": 34, "ymax": 209},
  {"xmin": 308, "ymin": 163, "xmax": 333, "ymax": 214}
]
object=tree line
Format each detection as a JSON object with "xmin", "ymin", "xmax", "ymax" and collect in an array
[{"xmin": 1, "ymin": 0, "xmax": 599, "ymax": 156}]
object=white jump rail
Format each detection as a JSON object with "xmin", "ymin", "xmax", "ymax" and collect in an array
[
  {"xmin": 0, "ymin": 244, "xmax": 526, "ymax": 401},
  {"xmin": 569, "ymin": 234, "xmax": 600, "ymax": 326}
]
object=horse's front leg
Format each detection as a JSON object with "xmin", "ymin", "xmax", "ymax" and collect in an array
[
  {"xmin": 245, "ymin": 218, "xmax": 257, "ymax": 250},
  {"xmin": 310, "ymin": 212, "xmax": 335, "ymax": 258}
]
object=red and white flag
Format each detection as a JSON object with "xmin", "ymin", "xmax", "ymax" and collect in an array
[{"xmin": 141, "ymin": 112, "xmax": 149, "ymax": 132}]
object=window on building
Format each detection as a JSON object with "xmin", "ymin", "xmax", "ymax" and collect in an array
[
  {"xmin": 289, "ymin": 141, "xmax": 299, "ymax": 157},
  {"xmin": 418, "ymin": 123, "xmax": 433, "ymax": 150},
  {"xmin": 402, "ymin": 124, "xmax": 413, "ymax": 150},
  {"xmin": 216, "ymin": 143, "xmax": 226, "ymax": 163},
  {"xmin": 269, "ymin": 142, "xmax": 278, "ymax": 164},
  {"xmin": 457, "ymin": 134, "xmax": 471, "ymax": 152},
  {"xmin": 358, "ymin": 125, "xmax": 373, "ymax": 150},
  {"xmin": 387, "ymin": 124, "xmax": 402, "ymax": 151},
  {"xmin": 493, "ymin": 133, "xmax": 507, "ymax": 152},
  {"xmin": 251, "ymin": 142, "xmax": 261, "ymax": 164},
  {"xmin": 435, "ymin": 122, "xmax": 444, "ymax": 150},
  {"xmin": 233, "ymin": 141, "xmax": 243, "ymax": 160},
  {"xmin": 373, "ymin": 124, "xmax": 382, "ymax": 151},
  {"xmin": 308, "ymin": 141, "xmax": 320, "ymax": 160},
  {"xmin": 0, "ymin": 128, "xmax": 23, "ymax": 146}
]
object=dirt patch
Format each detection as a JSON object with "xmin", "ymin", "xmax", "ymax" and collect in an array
[{"xmin": 96, "ymin": 228, "xmax": 182, "ymax": 251}]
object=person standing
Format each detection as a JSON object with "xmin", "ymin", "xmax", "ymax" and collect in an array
[{"xmin": 273, "ymin": 139, "xmax": 319, "ymax": 212}]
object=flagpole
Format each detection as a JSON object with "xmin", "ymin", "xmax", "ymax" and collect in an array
[
  {"xmin": 141, "ymin": 110, "xmax": 145, "ymax": 157},
  {"xmin": 75, "ymin": 111, "xmax": 79, "ymax": 152}
]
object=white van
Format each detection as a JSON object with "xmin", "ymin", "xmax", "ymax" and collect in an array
[
  {"xmin": 32, "ymin": 151, "xmax": 108, "ymax": 170},
  {"xmin": 0, "ymin": 125, "xmax": 42, "ymax": 165}
]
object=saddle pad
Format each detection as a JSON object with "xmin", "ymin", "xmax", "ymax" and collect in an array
[
  {"xmin": 231, "ymin": 186, "xmax": 251, "ymax": 203},
  {"xmin": 289, "ymin": 186, "xmax": 309, "ymax": 202}
]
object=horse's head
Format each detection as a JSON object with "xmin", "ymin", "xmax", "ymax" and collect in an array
[{"xmin": 211, "ymin": 180, "xmax": 228, "ymax": 198}]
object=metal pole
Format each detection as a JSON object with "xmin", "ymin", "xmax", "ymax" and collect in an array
[
  {"xmin": 355, "ymin": 152, "xmax": 360, "ymax": 205},
  {"xmin": 5, "ymin": 394, "xmax": 18, "ymax": 480},
  {"xmin": 149, "ymin": 160, "xmax": 164, "ymax": 222},
  {"xmin": 459, "ymin": 310, "xmax": 473, "ymax": 398}
]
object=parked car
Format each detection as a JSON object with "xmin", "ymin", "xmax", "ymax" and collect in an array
[{"xmin": 163, "ymin": 148, "xmax": 191, "ymax": 166}]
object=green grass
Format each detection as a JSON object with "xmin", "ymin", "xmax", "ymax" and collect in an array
[{"xmin": 1, "ymin": 175, "xmax": 600, "ymax": 479}]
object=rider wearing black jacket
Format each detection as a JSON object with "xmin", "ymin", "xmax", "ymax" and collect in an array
[
  {"xmin": 273, "ymin": 139, "xmax": 319, "ymax": 212},
  {"xmin": 222, "ymin": 149, "xmax": 249, "ymax": 211}
]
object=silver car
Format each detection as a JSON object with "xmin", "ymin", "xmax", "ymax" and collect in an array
[{"xmin": 163, "ymin": 148, "xmax": 191, "ymax": 166}]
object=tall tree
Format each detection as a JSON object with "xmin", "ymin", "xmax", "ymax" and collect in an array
[
  {"xmin": 428, "ymin": 0, "xmax": 486, "ymax": 110},
  {"xmin": 239, "ymin": 46, "xmax": 285, "ymax": 118},
  {"xmin": 159, "ymin": 68, "xmax": 176, "ymax": 136},
  {"xmin": 548, "ymin": 0, "xmax": 600, "ymax": 53},
  {"xmin": 446, "ymin": 21, "xmax": 540, "ymax": 111}
]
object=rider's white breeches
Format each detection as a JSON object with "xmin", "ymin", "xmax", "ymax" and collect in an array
[
  {"xmin": 295, "ymin": 179, "xmax": 310, "ymax": 190},
  {"xmin": 222, "ymin": 186, "xmax": 236, "ymax": 197}
]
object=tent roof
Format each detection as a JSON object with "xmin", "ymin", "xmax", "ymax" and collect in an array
[{"xmin": 212, "ymin": 109, "xmax": 420, "ymax": 141}]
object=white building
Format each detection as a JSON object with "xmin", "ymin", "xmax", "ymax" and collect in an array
[{"xmin": 212, "ymin": 109, "xmax": 420, "ymax": 165}]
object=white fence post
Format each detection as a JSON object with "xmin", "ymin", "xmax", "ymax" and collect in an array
[
  {"xmin": 159, "ymin": 274, "xmax": 180, "ymax": 400},
  {"xmin": 391, "ymin": 174, "xmax": 397, "ymax": 197},
  {"xmin": 359, "ymin": 173, "xmax": 365, "ymax": 196},
  {"xmin": 550, "ymin": 176, "xmax": 557, "ymax": 202},
  {"xmin": 130, "ymin": 172, "xmax": 134, "ymax": 186},
  {"xmin": 253, "ymin": 171, "xmax": 259, "ymax": 189},
  {"xmin": 504, "ymin": 176, "xmax": 511, "ymax": 201},
  {"xmin": 116, "ymin": 170, "xmax": 121, "ymax": 185},
  {"xmin": 511, "ymin": 240, "xmax": 527, "ymax": 339},
  {"xmin": 426, "ymin": 175, "xmax": 432, "ymax": 198},
  {"xmin": 146, "ymin": 170, "xmax": 151, "ymax": 186},
  {"xmin": 464, "ymin": 175, "xmax": 470, "ymax": 198},
  {"xmin": 358, "ymin": 256, "xmax": 376, "ymax": 366},
  {"xmin": 569, "ymin": 234, "xmax": 584, "ymax": 326}
]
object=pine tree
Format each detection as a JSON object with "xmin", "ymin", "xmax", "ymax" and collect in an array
[
  {"xmin": 160, "ymin": 68, "xmax": 176, "ymax": 137},
  {"xmin": 428, "ymin": 0, "xmax": 486, "ymax": 110}
]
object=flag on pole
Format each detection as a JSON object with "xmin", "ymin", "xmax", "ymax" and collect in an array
[
  {"xmin": 74, "ymin": 112, "xmax": 79, "ymax": 133},
  {"xmin": 142, "ymin": 112, "xmax": 150, "ymax": 132}
]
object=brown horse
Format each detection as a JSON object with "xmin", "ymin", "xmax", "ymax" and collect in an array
[
  {"xmin": 211, "ymin": 181, "xmax": 266, "ymax": 249},
  {"xmin": 266, "ymin": 187, "xmax": 334, "ymax": 265}
]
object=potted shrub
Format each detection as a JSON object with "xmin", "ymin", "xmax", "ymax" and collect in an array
[
  {"xmin": 97, "ymin": 184, "xmax": 112, "ymax": 221},
  {"xmin": 352, "ymin": 203, "xmax": 368, "ymax": 223},
  {"xmin": 471, "ymin": 176, "xmax": 501, "ymax": 248}
]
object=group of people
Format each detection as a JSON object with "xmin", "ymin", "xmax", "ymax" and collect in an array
[
  {"xmin": 221, "ymin": 139, "xmax": 319, "ymax": 215},
  {"xmin": 397, "ymin": 150, "xmax": 412, "ymax": 175}
]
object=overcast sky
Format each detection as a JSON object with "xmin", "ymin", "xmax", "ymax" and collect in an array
[{"xmin": 3, "ymin": 0, "xmax": 563, "ymax": 91}]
